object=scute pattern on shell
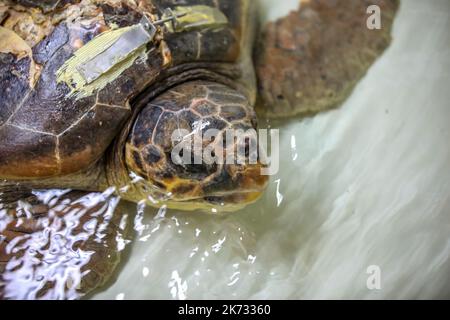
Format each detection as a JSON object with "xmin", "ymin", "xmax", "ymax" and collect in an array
[
  {"xmin": 0, "ymin": 1, "xmax": 144, "ymax": 179},
  {"xmin": 0, "ymin": 0, "xmax": 248, "ymax": 180}
]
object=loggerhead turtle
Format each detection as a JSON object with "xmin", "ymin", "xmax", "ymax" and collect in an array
[{"xmin": 0, "ymin": 0, "xmax": 399, "ymax": 298}]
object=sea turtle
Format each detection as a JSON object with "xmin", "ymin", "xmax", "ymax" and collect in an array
[{"xmin": 0, "ymin": 0, "xmax": 399, "ymax": 299}]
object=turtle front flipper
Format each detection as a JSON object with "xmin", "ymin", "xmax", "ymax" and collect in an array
[
  {"xmin": 0, "ymin": 190, "xmax": 128, "ymax": 300},
  {"xmin": 255, "ymin": 0, "xmax": 400, "ymax": 118}
]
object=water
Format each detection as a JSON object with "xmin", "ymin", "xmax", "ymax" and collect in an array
[{"xmin": 2, "ymin": 0, "xmax": 450, "ymax": 299}]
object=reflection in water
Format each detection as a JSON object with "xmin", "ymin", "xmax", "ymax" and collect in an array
[
  {"xmin": 0, "ymin": 189, "xmax": 129, "ymax": 300},
  {"xmin": 88, "ymin": 197, "xmax": 260, "ymax": 300},
  {"xmin": 274, "ymin": 179, "xmax": 284, "ymax": 208},
  {"xmin": 291, "ymin": 135, "xmax": 298, "ymax": 162},
  {"xmin": 0, "ymin": 178, "xmax": 261, "ymax": 299},
  {"xmin": 169, "ymin": 270, "xmax": 187, "ymax": 300}
]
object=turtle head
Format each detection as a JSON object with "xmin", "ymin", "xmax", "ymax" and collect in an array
[{"xmin": 124, "ymin": 81, "xmax": 269, "ymax": 213}]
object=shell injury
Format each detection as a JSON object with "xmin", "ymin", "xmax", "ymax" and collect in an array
[{"xmin": 56, "ymin": 22, "xmax": 153, "ymax": 99}]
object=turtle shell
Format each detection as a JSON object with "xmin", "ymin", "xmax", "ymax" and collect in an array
[{"xmin": 0, "ymin": 0, "xmax": 251, "ymax": 180}]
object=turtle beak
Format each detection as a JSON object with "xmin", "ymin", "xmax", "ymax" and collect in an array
[
  {"xmin": 157, "ymin": 161, "xmax": 270, "ymax": 213},
  {"xmin": 200, "ymin": 161, "xmax": 270, "ymax": 210}
]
